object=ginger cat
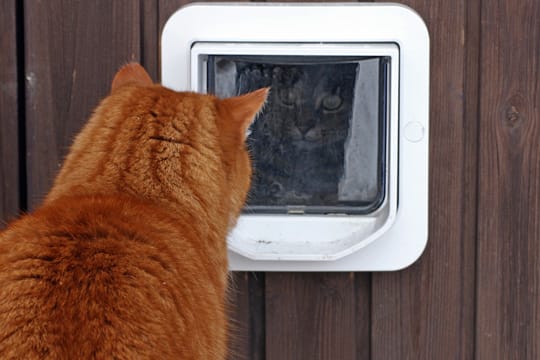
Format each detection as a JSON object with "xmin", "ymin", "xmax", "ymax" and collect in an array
[{"xmin": 0, "ymin": 63, "xmax": 267, "ymax": 359}]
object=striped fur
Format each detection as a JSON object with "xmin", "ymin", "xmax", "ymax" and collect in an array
[{"xmin": 0, "ymin": 64, "xmax": 267, "ymax": 359}]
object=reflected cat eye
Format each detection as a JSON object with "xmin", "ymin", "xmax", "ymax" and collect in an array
[{"xmin": 321, "ymin": 94, "xmax": 343, "ymax": 111}]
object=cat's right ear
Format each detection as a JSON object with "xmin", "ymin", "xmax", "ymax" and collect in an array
[
  {"xmin": 218, "ymin": 88, "xmax": 269, "ymax": 139},
  {"xmin": 111, "ymin": 63, "xmax": 153, "ymax": 92}
]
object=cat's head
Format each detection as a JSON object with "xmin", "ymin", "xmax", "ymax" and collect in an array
[{"xmin": 47, "ymin": 63, "xmax": 267, "ymax": 225}]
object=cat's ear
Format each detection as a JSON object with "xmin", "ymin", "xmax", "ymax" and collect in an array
[
  {"xmin": 218, "ymin": 88, "xmax": 269, "ymax": 138},
  {"xmin": 111, "ymin": 63, "xmax": 153, "ymax": 92}
]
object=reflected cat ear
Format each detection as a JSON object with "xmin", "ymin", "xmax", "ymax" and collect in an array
[
  {"xmin": 218, "ymin": 88, "xmax": 269, "ymax": 138},
  {"xmin": 111, "ymin": 63, "xmax": 153, "ymax": 92}
]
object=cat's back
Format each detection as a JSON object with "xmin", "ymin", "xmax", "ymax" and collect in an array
[{"xmin": 0, "ymin": 195, "xmax": 224, "ymax": 359}]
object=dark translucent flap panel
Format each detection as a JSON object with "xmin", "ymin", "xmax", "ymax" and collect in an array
[{"xmin": 207, "ymin": 55, "xmax": 390, "ymax": 214}]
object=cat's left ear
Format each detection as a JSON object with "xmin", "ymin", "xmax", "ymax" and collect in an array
[
  {"xmin": 218, "ymin": 88, "xmax": 269, "ymax": 138},
  {"xmin": 111, "ymin": 63, "xmax": 153, "ymax": 92}
]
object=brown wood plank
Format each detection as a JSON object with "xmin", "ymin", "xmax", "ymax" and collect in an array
[
  {"xmin": 265, "ymin": 273, "xmax": 363, "ymax": 360},
  {"xmin": 371, "ymin": 0, "xmax": 478, "ymax": 359},
  {"xmin": 355, "ymin": 275, "xmax": 371, "ymax": 359},
  {"xmin": 227, "ymin": 272, "xmax": 265, "ymax": 360},
  {"xmin": 24, "ymin": 0, "xmax": 141, "ymax": 209},
  {"xmin": 141, "ymin": 0, "xmax": 160, "ymax": 82},
  {"xmin": 0, "ymin": 0, "xmax": 21, "ymax": 227},
  {"xmin": 476, "ymin": 0, "xmax": 540, "ymax": 358}
]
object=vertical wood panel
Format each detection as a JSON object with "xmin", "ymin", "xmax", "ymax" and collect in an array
[
  {"xmin": 371, "ymin": 0, "xmax": 478, "ymax": 359},
  {"xmin": 355, "ymin": 275, "xmax": 371, "ymax": 359},
  {"xmin": 228, "ymin": 273, "xmax": 266, "ymax": 360},
  {"xmin": 0, "ymin": 0, "xmax": 21, "ymax": 227},
  {"xmin": 266, "ymin": 273, "xmax": 366, "ymax": 360},
  {"xmin": 141, "ymin": 0, "xmax": 160, "ymax": 81},
  {"xmin": 476, "ymin": 0, "xmax": 540, "ymax": 358},
  {"xmin": 24, "ymin": 0, "xmax": 141, "ymax": 209}
]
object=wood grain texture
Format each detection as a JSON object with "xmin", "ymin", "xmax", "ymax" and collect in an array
[
  {"xmin": 355, "ymin": 275, "xmax": 371, "ymax": 359},
  {"xmin": 24, "ymin": 0, "xmax": 141, "ymax": 209},
  {"xmin": 371, "ymin": 0, "xmax": 477, "ymax": 359},
  {"xmin": 227, "ymin": 272, "xmax": 265, "ymax": 360},
  {"xmin": 0, "ymin": 0, "xmax": 21, "ymax": 227},
  {"xmin": 266, "ymin": 273, "xmax": 367, "ymax": 360},
  {"xmin": 476, "ymin": 0, "xmax": 540, "ymax": 358},
  {"xmin": 141, "ymin": 0, "xmax": 160, "ymax": 82}
]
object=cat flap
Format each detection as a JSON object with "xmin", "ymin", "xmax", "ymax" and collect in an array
[
  {"xmin": 206, "ymin": 54, "xmax": 390, "ymax": 214},
  {"xmin": 111, "ymin": 63, "xmax": 153, "ymax": 92},
  {"xmin": 161, "ymin": 4, "xmax": 429, "ymax": 268}
]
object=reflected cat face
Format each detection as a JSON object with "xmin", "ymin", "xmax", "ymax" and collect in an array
[
  {"xmin": 271, "ymin": 66, "xmax": 353, "ymax": 149},
  {"xmin": 234, "ymin": 62, "xmax": 357, "ymax": 206}
]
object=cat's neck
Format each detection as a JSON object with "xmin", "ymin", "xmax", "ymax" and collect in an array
[{"xmin": 44, "ymin": 174, "xmax": 231, "ymax": 264}]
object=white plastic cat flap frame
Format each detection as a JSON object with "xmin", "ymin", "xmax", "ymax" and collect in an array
[{"xmin": 161, "ymin": 3, "xmax": 429, "ymax": 271}]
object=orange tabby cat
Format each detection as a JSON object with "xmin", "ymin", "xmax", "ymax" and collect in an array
[{"xmin": 0, "ymin": 63, "xmax": 267, "ymax": 359}]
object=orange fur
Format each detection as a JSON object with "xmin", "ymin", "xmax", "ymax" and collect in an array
[{"xmin": 0, "ymin": 63, "xmax": 267, "ymax": 359}]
